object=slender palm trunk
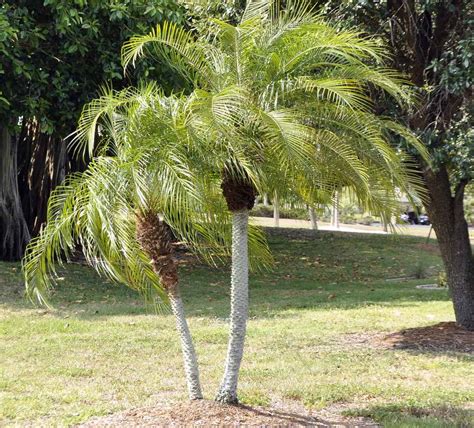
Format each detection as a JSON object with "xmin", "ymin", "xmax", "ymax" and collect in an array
[
  {"xmin": 216, "ymin": 209, "xmax": 249, "ymax": 404},
  {"xmin": 136, "ymin": 212, "xmax": 203, "ymax": 398},
  {"xmin": 273, "ymin": 192, "xmax": 280, "ymax": 227},
  {"xmin": 168, "ymin": 285, "xmax": 203, "ymax": 400},
  {"xmin": 308, "ymin": 206, "xmax": 318, "ymax": 230},
  {"xmin": 331, "ymin": 191, "xmax": 339, "ymax": 228}
]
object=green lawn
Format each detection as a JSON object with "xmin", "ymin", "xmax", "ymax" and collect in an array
[{"xmin": 1, "ymin": 230, "xmax": 473, "ymax": 427}]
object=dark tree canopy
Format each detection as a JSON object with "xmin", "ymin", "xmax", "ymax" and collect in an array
[
  {"xmin": 317, "ymin": 0, "xmax": 473, "ymax": 329},
  {"xmin": 0, "ymin": 0, "xmax": 187, "ymax": 257},
  {"xmin": 1, "ymin": 0, "xmax": 187, "ymax": 133}
]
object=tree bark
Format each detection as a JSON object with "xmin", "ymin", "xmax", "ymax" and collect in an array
[
  {"xmin": 0, "ymin": 126, "xmax": 30, "ymax": 261},
  {"xmin": 17, "ymin": 121, "xmax": 68, "ymax": 237},
  {"xmin": 273, "ymin": 192, "xmax": 280, "ymax": 227},
  {"xmin": 331, "ymin": 191, "xmax": 339, "ymax": 228},
  {"xmin": 136, "ymin": 212, "xmax": 203, "ymax": 398},
  {"xmin": 216, "ymin": 209, "xmax": 249, "ymax": 404},
  {"xmin": 309, "ymin": 206, "xmax": 318, "ymax": 230},
  {"xmin": 169, "ymin": 285, "xmax": 203, "ymax": 400},
  {"xmin": 263, "ymin": 193, "xmax": 269, "ymax": 206},
  {"xmin": 423, "ymin": 167, "xmax": 474, "ymax": 330}
]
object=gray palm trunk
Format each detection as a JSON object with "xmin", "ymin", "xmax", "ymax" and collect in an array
[
  {"xmin": 273, "ymin": 192, "xmax": 280, "ymax": 227},
  {"xmin": 331, "ymin": 191, "xmax": 339, "ymax": 228},
  {"xmin": 216, "ymin": 209, "xmax": 249, "ymax": 404},
  {"xmin": 308, "ymin": 206, "xmax": 318, "ymax": 230},
  {"xmin": 169, "ymin": 286, "xmax": 203, "ymax": 400}
]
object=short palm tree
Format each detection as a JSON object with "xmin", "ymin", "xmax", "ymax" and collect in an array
[
  {"xmin": 118, "ymin": 0, "xmax": 428, "ymax": 404},
  {"xmin": 23, "ymin": 86, "xmax": 271, "ymax": 401}
]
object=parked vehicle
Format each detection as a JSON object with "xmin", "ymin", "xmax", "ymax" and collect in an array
[{"xmin": 419, "ymin": 214, "xmax": 430, "ymax": 225}]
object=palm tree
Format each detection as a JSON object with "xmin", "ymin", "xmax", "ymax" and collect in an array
[
  {"xmin": 23, "ymin": 87, "xmax": 271, "ymax": 401},
  {"xmin": 118, "ymin": 0, "xmax": 428, "ymax": 404}
]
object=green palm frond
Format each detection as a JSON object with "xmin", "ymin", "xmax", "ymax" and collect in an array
[{"xmin": 122, "ymin": 21, "xmax": 217, "ymax": 87}]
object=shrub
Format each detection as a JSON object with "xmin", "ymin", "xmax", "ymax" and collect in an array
[
  {"xmin": 250, "ymin": 204, "xmax": 308, "ymax": 220},
  {"xmin": 357, "ymin": 216, "xmax": 374, "ymax": 225},
  {"xmin": 340, "ymin": 215, "xmax": 356, "ymax": 224},
  {"xmin": 411, "ymin": 261, "xmax": 430, "ymax": 279},
  {"xmin": 437, "ymin": 271, "xmax": 448, "ymax": 288}
]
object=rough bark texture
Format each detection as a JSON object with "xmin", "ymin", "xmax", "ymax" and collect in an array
[
  {"xmin": 136, "ymin": 211, "xmax": 179, "ymax": 290},
  {"xmin": 383, "ymin": 1, "xmax": 474, "ymax": 330},
  {"xmin": 136, "ymin": 212, "xmax": 203, "ymax": 398},
  {"xmin": 17, "ymin": 120, "xmax": 68, "ymax": 237},
  {"xmin": 0, "ymin": 126, "xmax": 30, "ymax": 261},
  {"xmin": 221, "ymin": 172, "xmax": 256, "ymax": 212},
  {"xmin": 423, "ymin": 168, "xmax": 474, "ymax": 330},
  {"xmin": 168, "ymin": 288, "xmax": 204, "ymax": 400},
  {"xmin": 216, "ymin": 210, "xmax": 249, "ymax": 404}
]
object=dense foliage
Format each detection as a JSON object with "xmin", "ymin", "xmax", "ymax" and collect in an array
[{"xmin": 0, "ymin": 0, "xmax": 186, "ymax": 133}]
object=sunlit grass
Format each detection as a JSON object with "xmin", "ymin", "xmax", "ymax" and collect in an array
[{"xmin": 1, "ymin": 230, "xmax": 472, "ymax": 426}]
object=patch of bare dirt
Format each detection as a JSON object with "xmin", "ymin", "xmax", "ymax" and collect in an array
[
  {"xmin": 79, "ymin": 399, "xmax": 378, "ymax": 427},
  {"xmin": 378, "ymin": 322, "xmax": 474, "ymax": 353}
]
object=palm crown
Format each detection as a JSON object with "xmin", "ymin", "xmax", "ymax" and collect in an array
[
  {"xmin": 120, "ymin": 0, "xmax": 427, "ymax": 216},
  {"xmin": 24, "ymin": 86, "xmax": 271, "ymax": 307},
  {"xmin": 24, "ymin": 0, "xmax": 430, "ymax": 405}
]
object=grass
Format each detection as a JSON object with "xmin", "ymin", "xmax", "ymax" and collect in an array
[{"xmin": 1, "ymin": 230, "xmax": 473, "ymax": 427}]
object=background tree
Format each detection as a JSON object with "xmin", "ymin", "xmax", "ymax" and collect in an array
[
  {"xmin": 0, "ymin": 0, "xmax": 186, "ymax": 260},
  {"xmin": 317, "ymin": 0, "xmax": 473, "ymax": 329}
]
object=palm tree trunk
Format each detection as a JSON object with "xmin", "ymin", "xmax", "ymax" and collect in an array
[
  {"xmin": 308, "ymin": 206, "xmax": 318, "ymax": 230},
  {"xmin": 331, "ymin": 191, "xmax": 339, "ymax": 228},
  {"xmin": 216, "ymin": 209, "xmax": 249, "ymax": 404},
  {"xmin": 135, "ymin": 212, "xmax": 203, "ymax": 398},
  {"xmin": 273, "ymin": 192, "xmax": 280, "ymax": 227},
  {"xmin": 168, "ymin": 285, "xmax": 203, "ymax": 400}
]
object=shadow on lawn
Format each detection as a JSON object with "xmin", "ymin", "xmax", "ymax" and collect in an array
[
  {"xmin": 1, "ymin": 264, "xmax": 450, "ymax": 318},
  {"xmin": 344, "ymin": 403, "xmax": 474, "ymax": 427},
  {"xmin": 0, "ymin": 230, "xmax": 448, "ymax": 319}
]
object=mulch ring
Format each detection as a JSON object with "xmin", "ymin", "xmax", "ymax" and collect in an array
[
  {"xmin": 79, "ymin": 399, "xmax": 378, "ymax": 427},
  {"xmin": 378, "ymin": 322, "xmax": 474, "ymax": 353}
]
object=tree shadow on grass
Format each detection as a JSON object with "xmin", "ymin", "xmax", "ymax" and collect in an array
[
  {"xmin": 377, "ymin": 322, "xmax": 474, "ymax": 359},
  {"xmin": 1, "ymin": 259, "xmax": 451, "ymax": 321},
  {"xmin": 344, "ymin": 403, "xmax": 473, "ymax": 427},
  {"xmin": 0, "ymin": 229, "xmax": 449, "ymax": 320}
]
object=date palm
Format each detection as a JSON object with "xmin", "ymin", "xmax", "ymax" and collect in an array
[
  {"xmin": 118, "ymin": 0, "xmax": 428, "ymax": 404},
  {"xmin": 23, "ymin": 86, "xmax": 271, "ymax": 401}
]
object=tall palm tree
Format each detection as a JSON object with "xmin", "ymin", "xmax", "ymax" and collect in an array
[
  {"xmin": 119, "ymin": 0, "xmax": 428, "ymax": 404},
  {"xmin": 23, "ymin": 86, "xmax": 271, "ymax": 401}
]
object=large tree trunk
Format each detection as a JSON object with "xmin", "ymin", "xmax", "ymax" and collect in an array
[
  {"xmin": 17, "ymin": 120, "xmax": 68, "ymax": 237},
  {"xmin": 0, "ymin": 126, "xmax": 30, "ymax": 261},
  {"xmin": 424, "ymin": 167, "xmax": 474, "ymax": 330},
  {"xmin": 169, "ymin": 285, "xmax": 203, "ymax": 400},
  {"xmin": 216, "ymin": 209, "xmax": 249, "ymax": 404}
]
